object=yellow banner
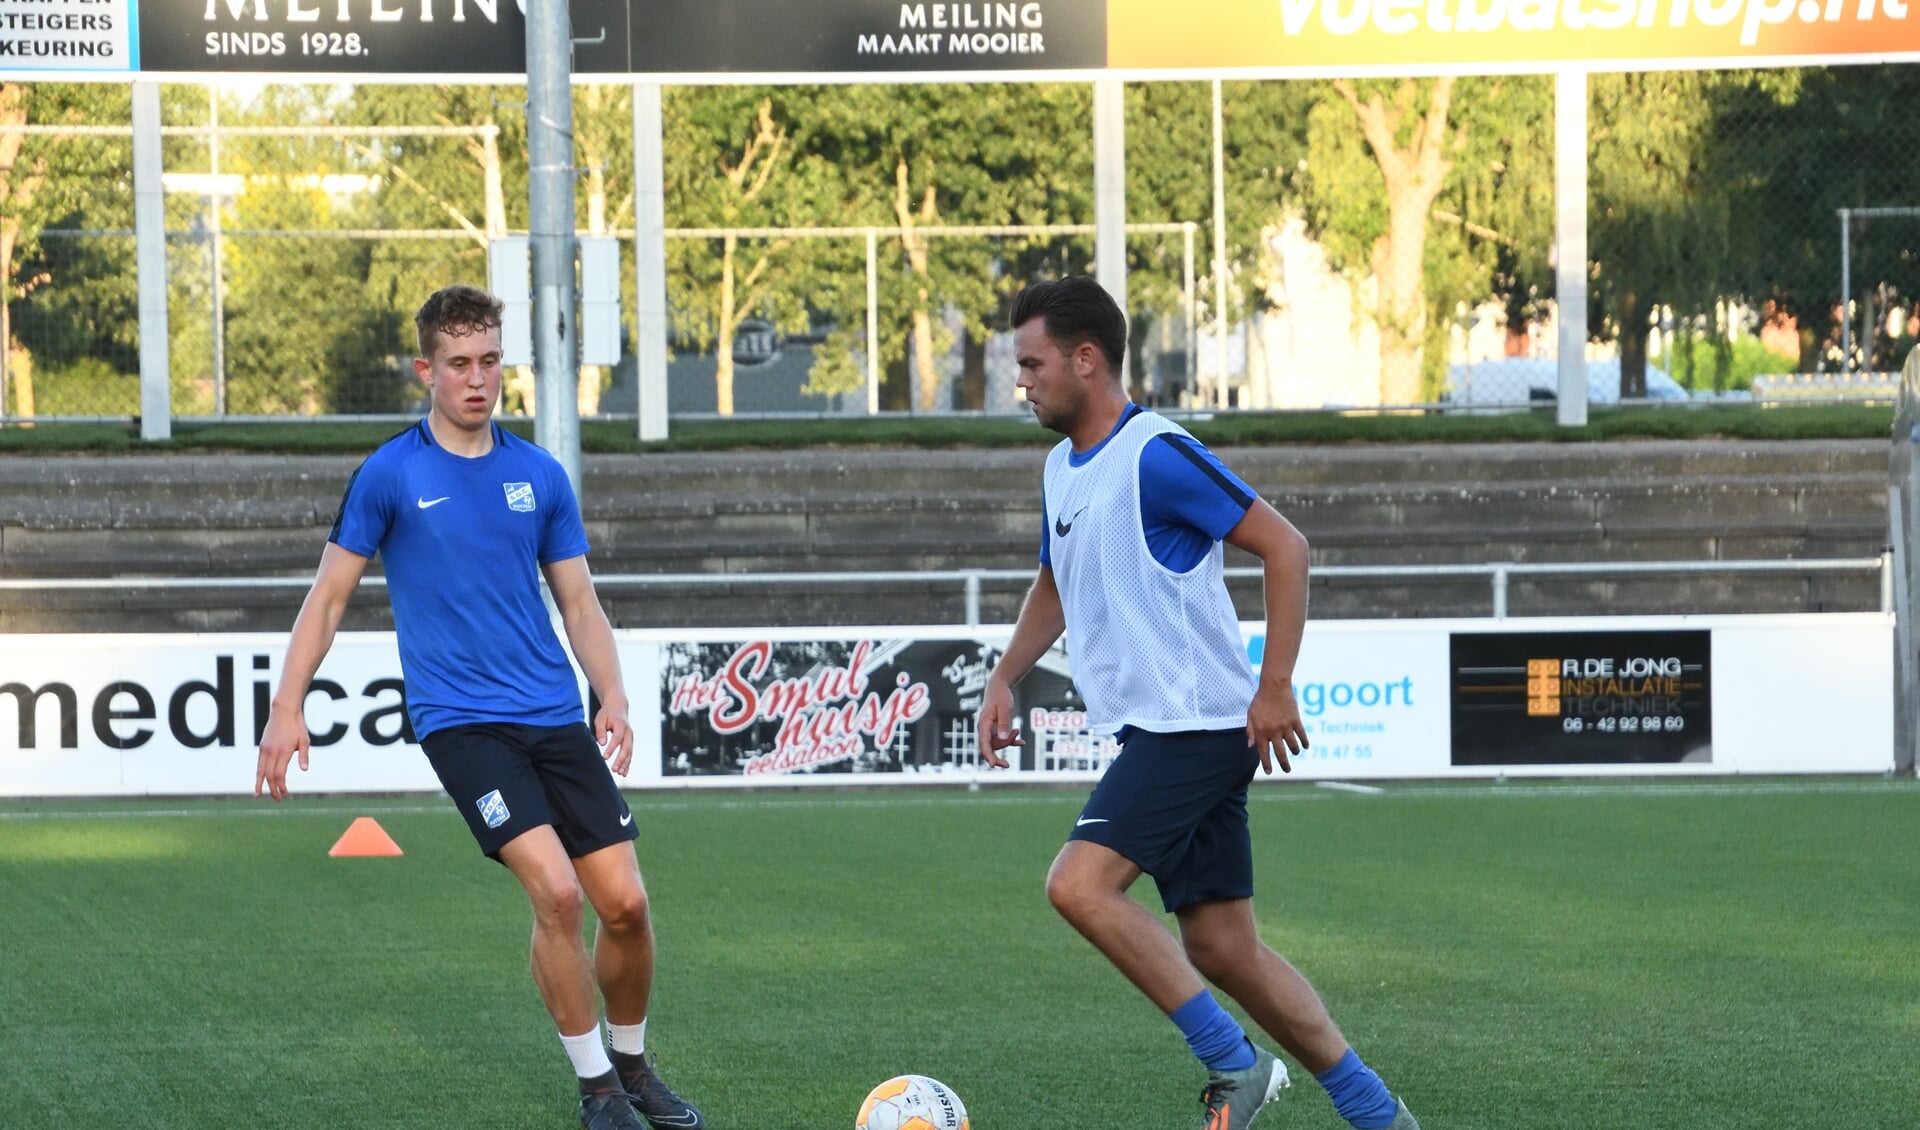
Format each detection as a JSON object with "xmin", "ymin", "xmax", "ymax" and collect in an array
[{"xmin": 1108, "ymin": 0, "xmax": 1917, "ymax": 71}]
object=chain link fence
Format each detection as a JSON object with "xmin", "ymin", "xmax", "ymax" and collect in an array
[
  {"xmin": 649, "ymin": 223, "xmax": 1200, "ymax": 416},
  {"xmin": 6, "ymin": 71, "xmax": 1920, "ymax": 422},
  {"xmin": 6, "ymin": 113, "xmax": 135, "ymax": 419}
]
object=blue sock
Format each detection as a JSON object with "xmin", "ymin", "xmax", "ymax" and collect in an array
[
  {"xmin": 1313, "ymin": 1048, "xmax": 1399, "ymax": 1130},
  {"xmin": 1168, "ymin": 990, "xmax": 1256, "ymax": 1072}
]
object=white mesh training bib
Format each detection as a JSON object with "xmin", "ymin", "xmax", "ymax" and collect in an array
[{"xmin": 1043, "ymin": 411, "xmax": 1256, "ymax": 735}]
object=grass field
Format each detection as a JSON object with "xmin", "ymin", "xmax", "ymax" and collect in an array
[{"xmin": 3, "ymin": 778, "xmax": 1917, "ymax": 1129}]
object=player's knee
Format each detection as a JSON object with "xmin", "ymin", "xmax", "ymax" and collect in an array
[
  {"xmin": 1044, "ymin": 867, "xmax": 1096, "ymax": 926},
  {"xmin": 1182, "ymin": 931, "xmax": 1251, "ymax": 983},
  {"xmin": 596, "ymin": 886, "xmax": 651, "ymax": 936},
  {"xmin": 526, "ymin": 877, "xmax": 587, "ymax": 930}
]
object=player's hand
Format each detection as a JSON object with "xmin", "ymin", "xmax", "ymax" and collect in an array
[
  {"xmin": 255, "ymin": 706, "xmax": 310, "ymax": 801},
  {"xmin": 1246, "ymin": 678, "xmax": 1308, "ymax": 775},
  {"xmin": 974, "ymin": 677, "xmax": 1020, "ymax": 769},
  {"xmin": 595, "ymin": 695, "xmax": 635, "ymax": 777}
]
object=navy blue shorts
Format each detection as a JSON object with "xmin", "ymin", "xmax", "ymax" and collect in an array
[
  {"xmin": 420, "ymin": 722, "xmax": 637, "ymax": 861},
  {"xmin": 1068, "ymin": 727, "xmax": 1258, "ymax": 913}
]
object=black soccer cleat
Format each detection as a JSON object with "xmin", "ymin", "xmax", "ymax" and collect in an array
[
  {"xmin": 616, "ymin": 1054, "xmax": 705, "ymax": 1130},
  {"xmin": 578, "ymin": 1088, "xmax": 647, "ymax": 1130}
]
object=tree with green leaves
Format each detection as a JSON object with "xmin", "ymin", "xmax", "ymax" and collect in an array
[
  {"xmin": 340, "ymin": 83, "xmax": 521, "ymax": 397},
  {"xmin": 805, "ymin": 83, "xmax": 1093, "ymax": 412},
  {"xmin": 1588, "ymin": 72, "xmax": 1748, "ymax": 398},
  {"xmin": 193, "ymin": 85, "xmax": 407, "ymax": 416},
  {"xmin": 664, "ymin": 87, "xmax": 847, "ymax": 416},
  {"xmin": 1323, "ymin": 77, "xmax": 1460, "ymax": 404},
  {"xmin": 1125, "ymin": 81, "xmax": 1325, "ymax": 404},
  {"xmin": 572, "ymin": 84, "xmax": 637, "ymax": 416},
  {"xmin": 1701, "ymin": 65, "xmax": 1920, "ymax": 374},
  {"xmin": 1125, "ymin": 78, "xmax": 1550, "ymax": 407},
  {"xmin": 1, "ymin": 83, "xmax": 136, "ymax": 418}
]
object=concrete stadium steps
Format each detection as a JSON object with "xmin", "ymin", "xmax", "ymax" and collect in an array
[{"xmin": 0, "ymin": 438, "xmax": 1892, "ymax": 631}]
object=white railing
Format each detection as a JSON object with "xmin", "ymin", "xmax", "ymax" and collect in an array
[{"xmin": 1, "ymin": 556, "xmax": 1891, "ymax": 626}]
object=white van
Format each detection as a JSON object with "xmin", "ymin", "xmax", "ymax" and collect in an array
[{"xmin": 1444, "ymin": 357, "xmax": 1691, "ymax": 407}]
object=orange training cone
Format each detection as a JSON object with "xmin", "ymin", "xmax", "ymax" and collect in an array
[{"xmin": 328, "ymin": 816, "xmax": 404, "ymax": 858}]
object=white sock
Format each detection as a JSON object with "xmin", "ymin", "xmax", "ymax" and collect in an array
[
  {"xmin": 608, "ymin": 1018, "xmax": 647, "ymax": 1056},
  {"xmin": 559, "ymin": 1024, "xmax": 615, "ymax": 1079}
]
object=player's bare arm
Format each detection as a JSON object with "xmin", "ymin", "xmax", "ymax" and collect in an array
[
  {"xmin": 1225, "ymin": 501, "xmax": 1312, "ymax": 775},
  {"xmin": 543, "ymin": 554, "xmax": 635, "ymax": 776},
  {"xmin": 977, "ymin": 566, "xmax": 1067, "ymax": 768},
  {"xmin": 256, "ymin": 542, "xmax": 370, "ymax": 800}
]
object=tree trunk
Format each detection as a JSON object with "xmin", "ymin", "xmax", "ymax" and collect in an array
[
  {"xmin": 1372, "ymin": 201, "xmax": 1431, "ymax": 405},
  {"xmin": 1618, "ymin": 287, "xmax": 1647, "ymax": 399},
  {"xmin": 959, "ymin": 328, "xmax": 986, "ymax": 410},
  {"xmin": 909, "ymin": 304, "xmax": 939, "ymax": 411},
  {"xmin": 893, "ymin": 158, "xmax": 942, "ymax": 411},
  {"xmin": 1126, "ymin": 314, "xmax": 1152, "ymax": 403},
  {"xmin": 0, "ymin": 87, "xmax": 35, "ymax": 423},
  {"xmin": 507, "ymin": 366, "xmax": 536, "ymax": 414},
  {"xmin": 1, "ymin": 223, "xmax": 11, "ymax": 415},
  {"xmin": 1333, "ymin": 78, "xmax": 1457, "ymax": 408},
  {"xmin": 708, "ymin": 97, "xmax": 786, "ymax": 417},
  {"xmin": 0, "ymin": 222, "xmax": 28, "ymax": 421},
  {"xmin": 717, "ymin": 232, "xmax": 737, "ymax": 416}
]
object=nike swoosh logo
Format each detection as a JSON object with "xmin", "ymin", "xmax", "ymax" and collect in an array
[
  {"xmin": 1075, "ymin": 817, "xmax": 1108, "ymax": 827},
  {"xmin": 416, "ymin": 496, "xmax": 450, "ymax": 509},
  {"xmin": 619, "ymin": 813, "xmax": 633, "ymax": 827},
  {"xmin": 644, "ymin": 1114, "xmax": 699, "ymax": 1128},
  {"xmin": 1054, "ymin": 506, "xmax": 1088, "ymax": 537}
]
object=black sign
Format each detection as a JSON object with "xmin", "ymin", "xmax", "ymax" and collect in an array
[
  {"xmin": 129, "ymin": 0, "xmax": 1105, "ymax": 77},
  {"xmin": 605, "ymin": 0, "xmax": 1105, "ymax": 76},
  {"xmin": 1450, "ymin": 630, "xmax": 1712, "ymax": 765},
  {"xmin": 138, "ymin": 0, "xmax": 531, "ymax": 75}
]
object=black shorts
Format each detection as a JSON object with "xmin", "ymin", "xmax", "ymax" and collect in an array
[
  {"xmin": 420, "ymin": 722, "xmax": 637, "ymax": 861},
  {"xmin": 1068, "ymin": 727, "xmax": 1258, "ymax": 913}
]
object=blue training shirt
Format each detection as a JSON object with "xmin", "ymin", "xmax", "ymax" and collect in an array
[
  {"xmin": 330, "ymin": 419, "xmax": 591, "ymax": 739},
  {"xmin": 1040, "ymin": 405, "xmax": 1257, "ymax": 573}
]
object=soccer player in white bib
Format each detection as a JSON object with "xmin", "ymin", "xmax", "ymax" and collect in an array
[
  {"xmin": 254, "ymin": 286, "xmax": 703, "ymax": 1130},
  {"xmin": 976, "ymin": 277, "xmax": 1420, "ymax": 1130}
]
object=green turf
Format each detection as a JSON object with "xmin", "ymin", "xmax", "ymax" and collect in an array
[
  {"xmin": 0, "ymin": 402, "xmax": 1897, "ymax": 454},
  {"xmin": 2, "ymin": 779, "xmax": 1917, "ymax": 1128}
]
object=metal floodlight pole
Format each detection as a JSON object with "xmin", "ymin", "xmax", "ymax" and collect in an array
[
  {"xmin": 1093, "ymin": 79, "xmax": 1127, "ymax": 384},
  {"xmin": 209, "ymin": 90, "xmax": 227, "ymax": 418},
  {"xmin": 632, "ymin": 81, "xmax": 669, "ymax": 443},
  {"xmin": 866, "ymin": 229, "xmax": 880, "ymax": 415},
  {"xmin": 1554, "ymin": 68, "xmax": 1589, "ymax": 427},
  {"xmin": 133, "ymin": 82, "xmax": 171, "ymax": 442},
  {"xmin": 1211, "ymin": 80, "xmax": 1228, "ymax": 410},
  {"xmin": 527, "ymin": 0, "xmax": 581, "ymax": 494},
  {"xmin": 1183, "ymin": 221, "xmax": 1197, "ymax": 397}
]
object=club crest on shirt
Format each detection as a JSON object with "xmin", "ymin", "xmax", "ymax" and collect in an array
[
  {"xmin": 476, "ymin": 789, "xmax": 511, "ymax": 829},
  {"xmin": 503, "ymin": 482, "xmax": 535, "ymax": 512}
]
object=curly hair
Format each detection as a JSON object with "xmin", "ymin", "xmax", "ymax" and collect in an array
[{"xmin": 414, "ymin": 284, "xmax": 504, "ymax": 360}]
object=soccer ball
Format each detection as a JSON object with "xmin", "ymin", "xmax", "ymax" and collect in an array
[{"xmin": 855, "ymin": 1074, "xmax": 970, "ymax": 1130}]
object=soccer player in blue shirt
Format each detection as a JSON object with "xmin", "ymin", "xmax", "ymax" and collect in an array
[
  {"xmin": 254, "ymin": 285, "xmax": 703, "ymax": 1130},
  {"xmin": 976, "ymin": 277, "xmax": 1420, "ymax": 1130}
]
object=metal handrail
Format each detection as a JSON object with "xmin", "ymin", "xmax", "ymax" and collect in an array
[{"xmin": 0, "ymin": 555, "xmax": 1890, "ymax": 625}]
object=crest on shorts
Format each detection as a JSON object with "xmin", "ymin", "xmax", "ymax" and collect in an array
[
  {"xmin": 476, "ymin": 788, "xmax": 511, "ymax": 829},
  {"xmin": 503, "ymin": 482, "xmax": 535, "ymax": 512}
]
